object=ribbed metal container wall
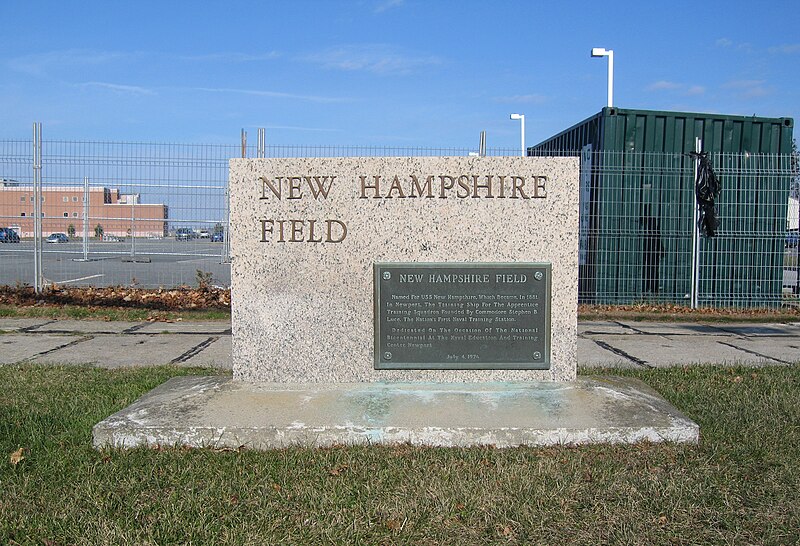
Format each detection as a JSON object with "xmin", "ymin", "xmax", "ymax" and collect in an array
[{"xmin": 529, "ymin": 107, "xmax": 795, "ymax": 307}]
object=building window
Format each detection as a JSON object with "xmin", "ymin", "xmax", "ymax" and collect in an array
[
  {"xmin": 72, "ymin": 196, "xmax": 78, "ymax": 202},
  {"xmin": 21, "ymin": 212, "xmax": 25, "ymax": 217},
  {"xmin": 29, "ymin": 196, "xmax": 33, "ymax": 202},
  {"xmin": 20, "ymin": 196, "xmax": 26, "ymax": 202},
  {"xmin": 72, "ymin": 212, "xmax": 78, "ymax": 217},
  {"xmin": 64, "ymin": 212, "xmax": 69, "ymax": 217},
  {"xmin": 63, "ymin": 196, "xmax": 69, "ymax": 202}
]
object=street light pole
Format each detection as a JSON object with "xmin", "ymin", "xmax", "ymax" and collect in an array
[
  {"xmin": 510, "ymin": 113, "xmax": 525, "ymax": 157},
  {"xmin": 591, "ymin": 47, "xmax": 614, "ymax": 107}
]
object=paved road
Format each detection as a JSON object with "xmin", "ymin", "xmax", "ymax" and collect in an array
[{"xmin": 1, "ymin": 318, "xmax": 797, "ymax": 370}]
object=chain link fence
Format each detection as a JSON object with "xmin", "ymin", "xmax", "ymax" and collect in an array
[{"xmin": 1, "ymin": 134, "xmax": 797, "ymax": 308}]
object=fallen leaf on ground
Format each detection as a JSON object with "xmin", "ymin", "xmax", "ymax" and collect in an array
[{"xmin": 9, "ymin": 448, "xmax": 25, "ymax": 465}]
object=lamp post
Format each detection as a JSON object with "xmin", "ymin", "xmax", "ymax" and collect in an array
[
  {"xmin": 510, "ymin": 113, "xmax": 525, "ymax": 157},
  {"xmin": 590, "ymin": 47, "xmax": 614, "ymax": 107}
]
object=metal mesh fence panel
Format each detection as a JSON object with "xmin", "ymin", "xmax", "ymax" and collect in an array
[
  {"xmin": 1, "ymin": 139, "xmax": 796, "ymax": 307},
  {"xmin": 575, "ymin": 150, "xmax": 797, "ymax": 308},
  {"xmin": 0, "ymin": 140, "xmax": 35, "ymax": 284}
]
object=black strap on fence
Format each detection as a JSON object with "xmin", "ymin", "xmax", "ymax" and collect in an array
[{"xmin": 688, "ymin": 151, "xmax": 721, "ymax": 237}]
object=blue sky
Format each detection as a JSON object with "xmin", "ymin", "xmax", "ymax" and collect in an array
[{"xmin": 2, "ymin": 0, "xmax": 798, "ymax": 150}]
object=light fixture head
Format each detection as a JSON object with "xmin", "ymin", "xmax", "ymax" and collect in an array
[
  {"xmin": 510, "ymin": 113, "xmax": 523, "ymax": 120},
  {"xmin": 591, "ymin": 47, "xmax": 610, "ymax": 57}
]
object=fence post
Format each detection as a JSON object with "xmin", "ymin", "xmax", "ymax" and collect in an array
[
  {"xmin": 32, "ymin": 122, "xmax": 43, "ymax": 293},
  {"xmin": 83, "ymin": 177, "xmax": 89, "ymax": 261},
  {"xmin": 257, "ymin": 128, "xmax": 265, "ymax": 158},
  {"xmin": 690, "ymin": 138, "xmax": 702, "ymax": 309}
]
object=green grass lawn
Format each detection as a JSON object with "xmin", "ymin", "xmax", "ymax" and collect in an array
[{"xmin": 2, "ymin": 365, "xmax": 799, "ymax": 544}]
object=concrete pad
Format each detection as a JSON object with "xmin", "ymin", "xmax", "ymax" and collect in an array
[
  {"xmin": 31, "ymin": 334, "xmax": 217, "ymax": 368},
  {"xmin": 707, "ymin": 323, "xmax": 800, "ymax": 338},
  {"xmin": 0, "ymin": 319, "xmax": 55, "ymax": 332},
  {"xmin": 0, "ymin": 334, "xmax": 83, "ymax": 364},
  {"xmin": 175, "ymin": 336, "xmax": 232, "ymax": 369},
  {"xmin": 135, "ymin": 321, "xmax": 232, "ymax": 335},
  {"xmin": 92, "ymin": 376, "xmax": 699, "ymax": 449},
  {"xmin": 26, "ymin": 320, "xmax": 144, "ymax": 334},
  {"xmin": 578, "ymin": 322, "xmax": 637, "ymax": 335},
  {"xmin": 577, "ymin": 337, "xmax": 641, "ymax": 369},
  {"xmin": 720, "ymin": 338, "xmax": 800, "ymax": 365},
  {"xmin": 614, "ymin": 322, "xmax": 729, "ymax": 336},
  {"xmin": 600, "ymin": 334, "xmax": 784, "ymax": 367}
]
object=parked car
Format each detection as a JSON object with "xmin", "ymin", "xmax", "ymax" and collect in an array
[
  {"xmin": 198, "ymin": 229, "xmax": 210, "ymax": 239},
  {"xmin": 175, "ymin": 228, "xmax": 195, "ymax": 241},
  {"xmin": 787, "ymin": 230, "xmax": 799, "ymax": 248},
  {"xmin": 46, "ymin": 233, "xmax": 69, "ymax": 243},
  {"xmin": 102, "ymin": 234, "xmax": 122, "ymax": 242},
  {"xmin": 0, "ymin": 227, "xmax": 20, "ymax": 243},
  {"xmin": 211, "ymin": 231, "xmax": 224, "ymax": 242}
]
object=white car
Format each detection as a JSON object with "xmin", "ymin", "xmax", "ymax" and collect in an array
[{"xmin": 198, "ymin": 230, "xmax": 210, "ymax": 239}]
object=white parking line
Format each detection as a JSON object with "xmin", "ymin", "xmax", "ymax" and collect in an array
[{"xmin": 50, "ymin": 274, "xmax": 106, "ymax": 285}]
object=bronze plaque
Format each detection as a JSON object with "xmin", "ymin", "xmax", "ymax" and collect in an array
[{"xmin": 374, "ymin": 263, "xmax": 551, "ymax": 369}]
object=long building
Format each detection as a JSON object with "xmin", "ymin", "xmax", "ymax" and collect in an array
[{"xmin": 0, "ymin": 180, "xmax": 168, "ymax": 238}]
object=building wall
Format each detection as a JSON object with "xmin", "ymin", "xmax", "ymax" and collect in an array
[{"xmin": 0, "ymin": 185, "xmax": 167, "ymax": 237}]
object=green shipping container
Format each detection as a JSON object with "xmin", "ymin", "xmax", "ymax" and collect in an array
[{"xmin": 529, "ymin": 107, "xmax": 795, "ymax": 307}]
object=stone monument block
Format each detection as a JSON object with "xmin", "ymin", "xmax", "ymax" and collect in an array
[
  {"xmin": 228, "ymin": 156, "xmax": 580, "ymax": 382},
  {"xmin": 93, "ymin": 156, "xmax": 700, "ymax": 450}
]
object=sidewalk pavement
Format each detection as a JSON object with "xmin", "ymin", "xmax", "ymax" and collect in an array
[{"xmin": 1, "ymin": 318, "xmax": 798, "ymax": 370}]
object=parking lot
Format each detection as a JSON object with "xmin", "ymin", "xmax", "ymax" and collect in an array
[
  {"xmin": 0, "ymin": 239, "xmax": 231, "ymax": 288},
  {"xmin": 0, "ymin": 238, "xmax": 798, "ymax": 295}
]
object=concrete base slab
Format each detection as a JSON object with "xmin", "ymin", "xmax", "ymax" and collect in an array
[
  {"xmin": 577, "ymin": 337, "xmax": 641, "ymax": 369},
  {"xmin": 32, "ymin": 334, "xmax": 217, "ymax": 368},
  {"xmin": 23, "ymin": 320, "xmax": 144, "ymax": 334},
  {"xmin": 93, "ymin": 376, "xmax": 699, "ymax": 449},
  {"xmin": 176, "ymin": 336, "xmax": 232, "ymax": 369},
  {"xmin": 596, "ymin": 334, "xmax": 785, "ymax": 367},
  {"xmin": 0, "ymin": 334, "xmax": 83, "ymax": 364},
  {"xmin": 0, "ymin": 319, "xmax": 56, "ymax": 332},
  {"xmin": 136, "ymin": 322, "xmax": 232, "ymax": 335},
  {"xmin": 720, "ymin": 338, "xmax": 800, "ymax": 365}
]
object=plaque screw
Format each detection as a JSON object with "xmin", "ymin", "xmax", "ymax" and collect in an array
[
  {"xmin": 534, "ymin": 271, "xmax": 543, "ymax": 281},
  {"xmin": 384, "ymin": 352, "xmax": 393, "ymax": 360},
  {"xmin": 383, "ymin": 272, "xmax": 391, "ymax": 280},
  {"xmin": 533, "ymin": 351, "xmax": 542, "ymax": 359}
]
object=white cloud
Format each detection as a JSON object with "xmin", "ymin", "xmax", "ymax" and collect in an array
[
  {"xmin": 178, "ymin": 52, "xmax": 281, "ymax": 62},
  {"xmin": 374, "ymin": 0, "xmax": 404, "ymax": 13},
  {"xmin": 78, "ymin": 81, "xmax": 156, "ymax": 96},
  {"xmin": 768, "ymin": 44, "xmax": 800, "ymax": 54},
  {"xmin": 646, "ymin": 81, "xmax": 705, "ymax": 96},
  {"xmin": 302, "ymin": 45, "xmax": 441, "ymax": 75},
  {"xmin": 493, "ymin": 94, "xmax": 548, "ymax": 105},
  {"xmin": 193, "ymin": 87, "xmax": 350, "ymax": 103},
  {"xmin": 647, "ymin": 80, "xmax": 682, "ymax": 91},
  {"xmin": 723, "ymin": 80, "xmax": 771, "ymax": 99},
  {"xmin": 715, "ymin": 38, "xmax": 733, "ymax": 48},
  {"xmin": 7, "ymin": 49, "xmax": 129, "ymax": 76},
  {"xmin": 261, "ymin": 125, "xmax": 342, "ymax": 133},
  {"xmin": 723, "ymin": 80, "xmax": 766, "ymax": 89}
]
